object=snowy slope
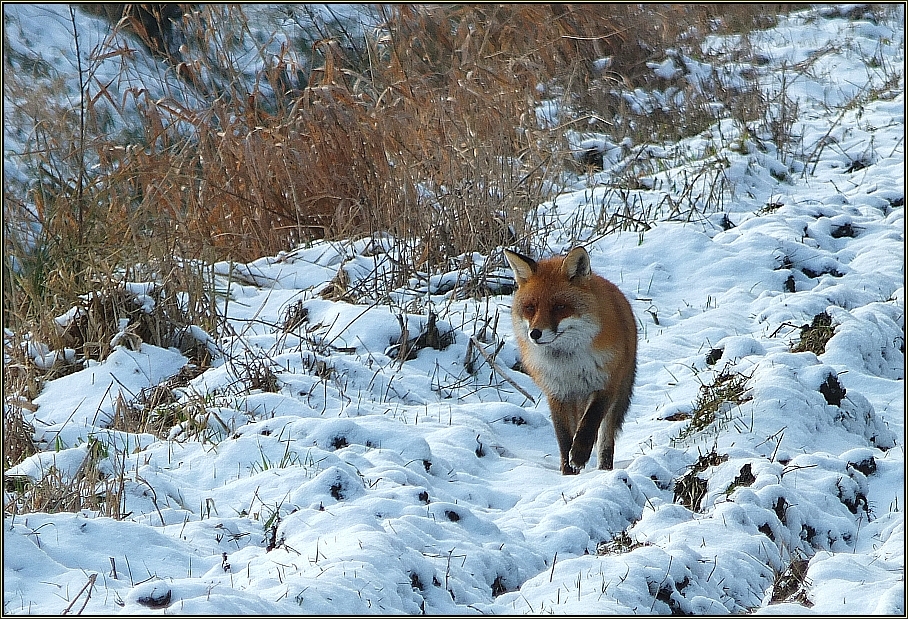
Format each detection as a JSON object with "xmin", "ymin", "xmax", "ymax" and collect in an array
[{"xmin": 4, "ymin": 5, "xmax": 904, "ymax": 616}]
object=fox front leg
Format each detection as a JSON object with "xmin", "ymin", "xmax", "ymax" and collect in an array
[
  {"xmin": 569, "ymin": 391, "xmax": 609, "ymax": 471},
  {"xmin": 549, "ymin": 400, "xmax": 582, "ymax": 475}
]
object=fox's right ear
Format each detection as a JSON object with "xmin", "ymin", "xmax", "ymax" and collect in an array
[
  {"xmin": 503, "ymin": 249, "xmax": 537, "ymax": 287},
  {"xmin": 562, "ymin": 246, "xmax": 591, "ymax": 280}
]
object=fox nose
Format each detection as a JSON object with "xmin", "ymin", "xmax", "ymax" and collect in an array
[{"xmin": 529, "ymin": 328, "xmax": 542, "ymax": 341}]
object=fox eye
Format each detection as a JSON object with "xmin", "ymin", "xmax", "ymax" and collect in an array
[
  {"xmin": 522, "ymin": 303, "xmax": 536, "ymax": 315},
  {"xmin": 553, "ymin": 302, "xmax": 573, "ymax": 314}
]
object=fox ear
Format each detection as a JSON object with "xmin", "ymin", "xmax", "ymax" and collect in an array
[
  {"xmin": 503, "ymin": 249, "xmax": 537, "ymax": 286},
  {"xmin": 562, "ymin": 247, "xmax": 591, "ymax": 280}
]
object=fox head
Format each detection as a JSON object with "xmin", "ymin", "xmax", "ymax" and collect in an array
[{"xmin": 503, "ymin": 247, "xmax": 600, "ymax": 349}]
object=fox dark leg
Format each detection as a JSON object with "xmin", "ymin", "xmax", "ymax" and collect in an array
[
  {"xmin": 596, "ymin": 375, "xmax": 634, "ymax": 470},
  {"xmin": 596, "ymin": 415, "xmax": 616, "ymax": 470},
  {"xmin": 569, "ymin": 392, "xmax": 609, "ymax": 471},
  {"xmin": 549, "ymin": 400, "xmax": 582, "ymax": 475}
]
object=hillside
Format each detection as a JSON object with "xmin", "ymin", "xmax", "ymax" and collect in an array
[{"xmin": 3, "ymin": 4, "xmax": 904, "ymax": 615}]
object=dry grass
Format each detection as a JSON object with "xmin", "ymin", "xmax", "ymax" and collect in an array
[
  {"xmin": 6, "ymin": 4, "xmax": 793, "ymax": 269},
  {"xmin": 791, "ymin": 312, "xmax": 836, "ymax": 355},
  {"xmin": 673, "ymin": 370, "xmax": 752, "ymax": 444},
  {"xmin": 596, "ymin": 529, "xmax": 650, "ymax": 556},
  {"xmin": 769, "ymin": 552, "xmax": 813, "ymax": 606},
  {"xmin": 3, "ymin": 438, "xmax": 127, "ymax": 518},
  {"xmin": 3, "ymin": 405, "xmax": 37, "ymax": 471},
  {"xmin": 673, "ymin": 447, "xmax": 729, "ymax": 512}
]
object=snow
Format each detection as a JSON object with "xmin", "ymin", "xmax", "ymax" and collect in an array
[
  {"xmin": 30, "ymin": 346, "xmax": 188, "ymax": 447},
  {"xmin": 4, "ymin": 5, "xmax": 904, "ymax": 616}
]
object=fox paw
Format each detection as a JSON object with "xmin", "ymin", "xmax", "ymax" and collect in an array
[
  {"xmin": 568, "ymin": 448, "xmax": 592, "ymax": 472},
  {"xmin": 560, "ymin": 460, "xmax": 581, "ymax": 475}
]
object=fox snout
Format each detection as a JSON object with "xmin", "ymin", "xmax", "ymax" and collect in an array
[{"xmin": 527, "ymin": 326, "xmax": 560, "ymax": 346}]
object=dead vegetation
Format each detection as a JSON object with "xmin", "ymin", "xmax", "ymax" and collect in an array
[
  {"xmin": 3, "ymin": 437, "xmax": 128, "ymax": 518},
  {"xmin": 769, "ymin": 552, "xmax": 813, "ymax": 607},
  {"xmin": 596, "ymin": 529, "xmax": 650, "ymax": 556},
  {"xmin": 673, "ymin": 369, "xmax": 752, "ymax": 444},
  {"xmin": 673, "ymin": 446, "xmax": 729, "ymax": 512},
  {"xmin": 790, "ymin": 312, "xmax": 836, "ymax": 355},
  {"xmin": 5, "ymin": 4, "xmax": 795, "ymax": 278}
]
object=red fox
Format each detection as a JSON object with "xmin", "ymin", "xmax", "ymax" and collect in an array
[{"xmin": 504, "ymin": 246, "xmax": 637, "ymax": 474}]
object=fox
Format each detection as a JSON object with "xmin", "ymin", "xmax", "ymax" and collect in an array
[{"xmin": 503, "ymin": 246, "xmax": 637, "ymax": 474}]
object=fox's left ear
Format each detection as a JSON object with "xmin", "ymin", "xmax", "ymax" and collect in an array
[
  {"xmin": 563, "ymin": 247, "xmax": 592, "ymax": 280},
  {"xmin": 503, "ymin": 249, "xmax": 537, "ymax": 286}
]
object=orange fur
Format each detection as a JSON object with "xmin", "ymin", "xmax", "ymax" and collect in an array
[{"xmin": 504, "ymin": 247, "xmax": 637, "ymax": 474}]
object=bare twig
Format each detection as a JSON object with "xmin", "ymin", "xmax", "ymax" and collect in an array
[
  {"xmin": 62, "ymin": 572, "xmax": 97, "ymax": 615},
  {"xmin": 470, "ymin": 335, "xmax": 536, "ymax": 403}
]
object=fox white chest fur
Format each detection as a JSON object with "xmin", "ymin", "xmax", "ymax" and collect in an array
[{"xmin": 515, "ymin": 314, "xmax": 612, "ymax": 403}]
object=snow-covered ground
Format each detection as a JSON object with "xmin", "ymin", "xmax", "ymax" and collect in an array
[{"xmin": 4, "ymin": 5, "xmax": 904, "ymax": 615}]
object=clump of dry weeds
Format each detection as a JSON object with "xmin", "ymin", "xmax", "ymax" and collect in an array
[
  {"xmin": 673, "ymin": 369, "xmax": 752, "ymax": 444},
  {"xmin": 3, "ymin": 438, "xmax": 127, "ymax": 518},
  {"xmin": 673, "ymin": 446, "xmax": 729, "ymax": 512},
  {"xmin": 791, "ymin": 312, "xmax": 835, "ymax": 355}
]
